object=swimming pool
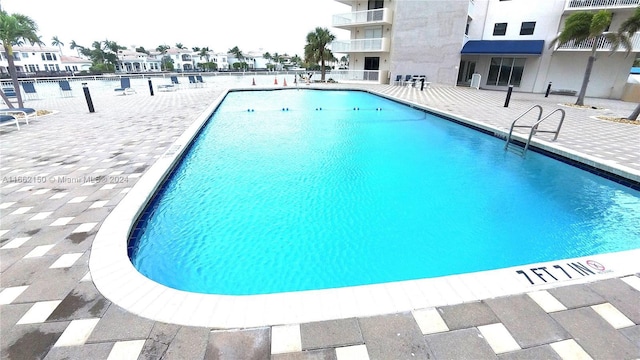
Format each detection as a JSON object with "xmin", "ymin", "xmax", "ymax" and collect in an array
[{"xmin": 127, "ymin": 89, "xmax": 640, "ymax": 296}]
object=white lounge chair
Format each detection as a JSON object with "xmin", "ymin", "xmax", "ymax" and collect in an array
[{"xmin": 0, "ymin": 114, "xmax": 19, "ymax": 130}]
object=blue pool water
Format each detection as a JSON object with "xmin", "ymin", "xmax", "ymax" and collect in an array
[{"xmin": 129, "ymin": 89, "xmax": 640, "ymax": 295}]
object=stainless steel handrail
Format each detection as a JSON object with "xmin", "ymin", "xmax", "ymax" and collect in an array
[{"xmin": 505, "ymin": 105, "xmax": 565, "ymax": 156}]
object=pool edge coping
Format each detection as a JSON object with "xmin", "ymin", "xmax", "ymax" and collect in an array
[{"xmin": 89, "ymin": 86, "xmax": 640, "ymax": 329}]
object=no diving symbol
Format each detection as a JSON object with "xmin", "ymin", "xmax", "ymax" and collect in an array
[{"xmin": 586, "ymin": 260, "xmax": 605, "ymax": 271}]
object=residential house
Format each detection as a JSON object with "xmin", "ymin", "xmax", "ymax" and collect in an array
[
  {"xmin": 60, "ymin": 55, "xmax": 92, "ymax": 74},
  {"xmin": 0, "ymin": 46, "xmax": 64, "ymax": 76},
  {"xmin": 116, "ymin": 48, "xmax": 161, "ymax": 73}
]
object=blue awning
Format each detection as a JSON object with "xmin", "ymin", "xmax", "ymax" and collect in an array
[
  {"xmin": 630, "ymin": 67, "xmax": 640, "ymax": 74},
  {"xmin": 461, "ymin": 40, "xmax": 545, "ymax": 55}
]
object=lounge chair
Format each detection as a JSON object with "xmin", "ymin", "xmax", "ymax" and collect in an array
[
  {"xmin": 188, "ymin": 75, "xmax": 197, "ymax": 85},
  {"xmin": 2, "ymin": 87, "xmax": 17, "ymax": 104},
  {"xmin": 393, "ymin": 75, "xmax": 402, "ymax": 86},
  {"xmin": 0, "ymin": 114, "xmax": 19, "ymax": 130},
  {"xmin": 0, "ymin": 107, "xmax": 37, "ymax": 125},
  {"xmin": 22, "ymin": 82, "xmax": 39, "ymax": 100},
  {"xmin": 196, "ymin": 75, "xmax": 204, "ymax": 85},
  {"xmin": 171, "ymin": 76, "xmax": 180, "ymax": 85},
  {"xmin": 58, "ymin": 80, "xmax": 73, "ymax": 97},
  {"xmin": 114, "ymin": 77, "xmax": 136, "ymax": 95}
]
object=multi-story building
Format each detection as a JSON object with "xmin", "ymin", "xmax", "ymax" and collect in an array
[
  {"xmin": 116, "ymin": 49, "xmax": 161, "ymax": 73},
  {"xmin": 331, "ymin": 0, "xmax": 395, "ymax": 82},
  {"xmin": 332, "ymin": 0, "xmax": 640, "ymax": 99},
  {"xmin": 0, "ymin": 46, "xmax": 65, "ymax": 75}
]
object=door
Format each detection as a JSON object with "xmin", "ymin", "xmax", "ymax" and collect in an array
[
  {"xmin": 364, "ymin": 57, "xmax": 379, "ymax": 81},
  {"xmin": 457, "ymin": 60, "xmax": 476, "ymax": 86},
  {"xmin": 368, "ymin": 0, "xmax": 384, "ymax": 21}
]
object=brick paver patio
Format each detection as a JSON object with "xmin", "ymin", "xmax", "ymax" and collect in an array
[{"xmin": 1, "ymin": 78, "xmax": 639, "ymax": 359}]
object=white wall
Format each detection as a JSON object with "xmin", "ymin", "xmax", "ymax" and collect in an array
[
  {"xmin": 482, "ymin": 0, "xmax": 564, "ymax": 40},
  {"xmin": 390, "ymin": 0, "xmax": 469, "ymax": 85},
  {"xmin": 546, "ymin": 52, "xmax": 635, "ymax": 98}
]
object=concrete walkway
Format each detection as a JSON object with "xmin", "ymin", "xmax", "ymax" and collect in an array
[{"xmin": 1, "ymin": 80, "xmax": 639, "ymax": 360}]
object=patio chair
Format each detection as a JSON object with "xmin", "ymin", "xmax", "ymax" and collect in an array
[
  {"xmin": 0, "ymin": 107, "xmax": 37, "ymax": 125},
  {"xmin": 0, "ymin": 114, "xmax": 19, "ymax": 130},
  {"xmin": 393, "ymin": 75, "xmax": 402, "ymax": 86},
  {"xmin": 58, "ymin": 80, "xmax": 73, "ymax": 97},
  {"xmin": 22, "ymin": 82, "xmax": 39, "ymax": 100},
  {"xmin": 401, "ymin": 74, "xmax": 412, "ymax": 86},
  {"xmin": 196, "ymin": 75, "xmax": 205, "ymax": 86},
  {"xmin": 114, "ymin": 77, "xmax": 136, "ymax": 95}
]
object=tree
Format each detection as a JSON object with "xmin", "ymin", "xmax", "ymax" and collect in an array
[
  {"xmin": 175, "ymin": 43, "xmax": 186, "ymax": 49},
  {"xmin": 199, "ymin": 47, "xmax": 210, "ymax": 64},
  {"xmin": 0, "ymin": 10, "xmax": 42, "ymax": 108},
  {"xmin": 156, "ymin": 45, "xmax": 170, "ymax": 71},
  {"xmin": 228, "ymin": 46, "xmax": 244, "ymax": 70},
  {"xmin": 304, "ymin": 27, "xmax": 335, "ymax": 81},
  {"xmin": 620, "ymin": 6, "xmax": 640, "ymax": 120},
  {"xmin": 70, "ymin": 40, "xmax": 84, "ymax": 57},
  {"xmin": 51, "ymin": 35, "xmax": 64, "ymax": 55},
  {"xmin": 550, "ymin": 10, "xmax": 632, "ymax": 106}
]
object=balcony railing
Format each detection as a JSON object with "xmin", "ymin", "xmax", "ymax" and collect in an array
[
  {"xmin": 332, "ymin": 8, "xmax": 393, "ymax": 28},
  {"xmin": 331, "ymin": 38, "xmax": 390, "ymax": 53},
  {"xmin": 556, "ymin": 32, "xmax": 640, "ymax": 52},
  {"xmin": 326, "ymin": 70, "xmax": 388, "ymax": 84},
  {"xmin": 565, "ymin": 0, "xmax": 640, "ymax": 10}
]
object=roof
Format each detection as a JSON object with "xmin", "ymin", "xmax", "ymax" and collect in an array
[
  {"xmin": 60, "ymin": 55, "xmax": 91, "ymax": 64},
  {"xmin": 461, "ymin": 40, "xmax": 545, "ymax": 55},
  {"xmin": 12, "ymin": 45, "xmax": 60, "ymax": 53}
]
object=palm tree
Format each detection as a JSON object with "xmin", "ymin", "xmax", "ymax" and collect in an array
[
  {"xmin": 156, "ymin": 45, "xmax": 170, "ymax": 71},
  {"xmin": 550, "ymin": 10, "xmax": 632, "ymax": 106},
  {"xmin": 199, "ymin": 47, "xmax": 210, "ymax": 61},
  {"xmin": 263, "ymin": 51, "xmax": 272, "ymax": 69},
  {"xmin": 304, "ymin": 27, "xmax": 336, "ymax": 81},
  {"xmin": 620, "ymin": 6, "xmax": 640, "ymax": 120},
  {"xmin": 175, "ymin": 43, "xmax": 186, "ymax": 49},
  {"xmin": 70, "ymin": 40, "xmax": 84, "ymax": 57},
  {"xmin": 0, "ymin": 10, "xmax": 42, "ymax": 108},
  {"xmin": 228, "ymin": 46, "xmax": 244, "ymax": 70},
  {"xmin": 51, "ymin": 35, "xmax": 64, "ymax": 55}
]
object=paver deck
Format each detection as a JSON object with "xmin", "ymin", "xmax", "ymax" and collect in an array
[{"xmin": 1, "ymin": 79, "xmax": 639, "ymax": 359}]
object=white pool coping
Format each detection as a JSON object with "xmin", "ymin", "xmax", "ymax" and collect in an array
[{"xmin": 89, "ymin": 87, "xmax": 640, "ymax": 328}]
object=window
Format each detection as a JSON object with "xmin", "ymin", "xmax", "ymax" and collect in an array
[
  {"xmin": 465, "ymin": 23, "xmax": 470, "ymax": 36},
  {"xmin": 487, "ymin": 57, "xmax": 526, "ymax": 87},
  {"xmin": 520, "ymin": 22, "xmax": 536, "ymax": 35},
  {"xmin": 41, "ymin": 52, "xmax": 56, "ymax": 61},
  {"xmin": 493, "ymin": 23, "xmax": 507, "ymax": 36}
]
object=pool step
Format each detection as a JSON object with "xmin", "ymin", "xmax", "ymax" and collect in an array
[{"xmin": 505, "ymin": 141, "xmax": 526, "ymax": 156}]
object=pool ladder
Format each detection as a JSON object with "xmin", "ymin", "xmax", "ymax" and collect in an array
[{"xmin": 504, "ymin": 105, "xmax": 565, "ymax": 156}]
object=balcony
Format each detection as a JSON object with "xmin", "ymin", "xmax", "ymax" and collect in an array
[
  {"xmin": 334, "ymin": 0, "xmax": 356, "ymax": 4},
  {"xmin": 565, "ymin": 0, "xmax": 640, "ymax": 11},
  {"xmin": 326, "ymin": 69, "xmax": 390, "ymax": 84},
  {"xmin": 331, "ymin": 38, "xmax": 390, "ymax": 53},
  {"xmin": 556, "ymin": 32, "xmax": 640, "ymax": 52},
  {"xmin": 332, "ymin": 8, "xmax": 393, "ymax": 29}
]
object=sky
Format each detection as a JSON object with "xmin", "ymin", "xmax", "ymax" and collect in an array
[{"xmin": 1, "ymin": 0, "xmax": 351, "ymax": 56}]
